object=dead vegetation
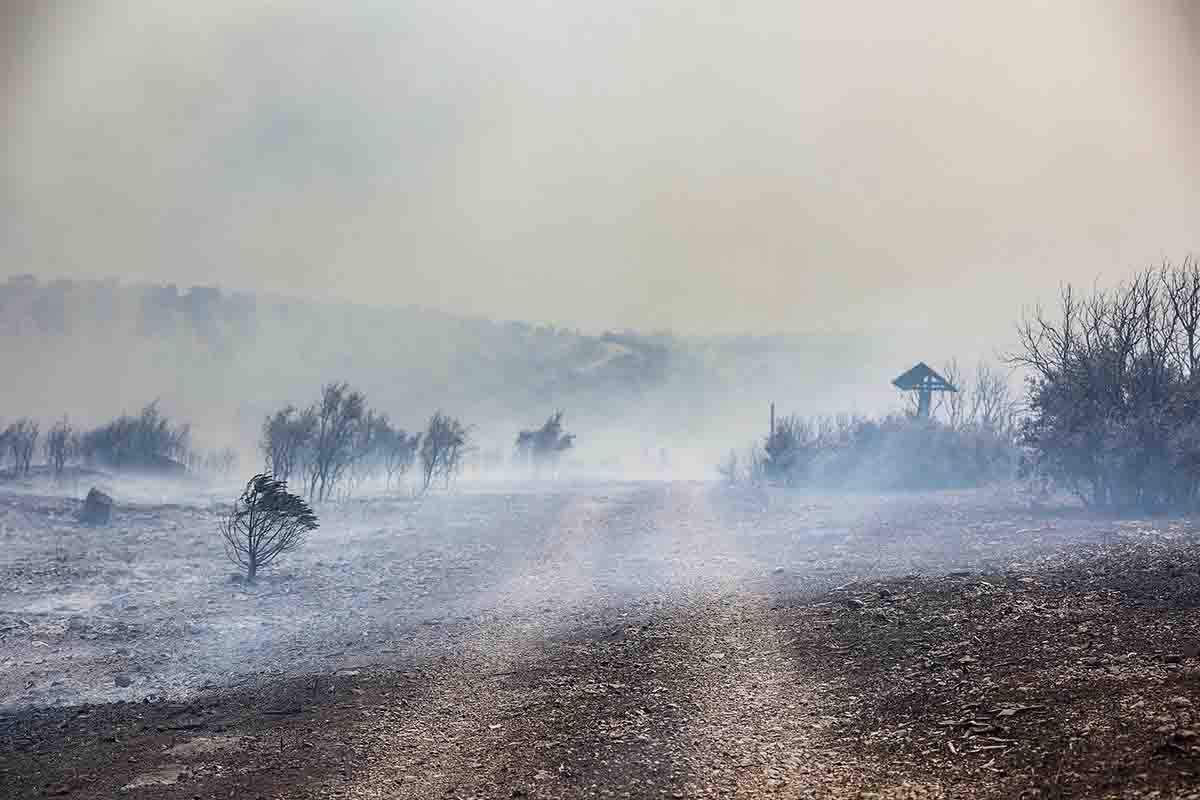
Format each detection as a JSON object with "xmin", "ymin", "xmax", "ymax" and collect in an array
[{"xmin": 219, "ymin": 474, "xmax": 319, "ymax": 583}]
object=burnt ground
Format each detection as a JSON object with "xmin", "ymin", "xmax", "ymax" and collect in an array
[{"xmin": 2, "ymin": 481, "xmax": 1200, "ymax": 798}]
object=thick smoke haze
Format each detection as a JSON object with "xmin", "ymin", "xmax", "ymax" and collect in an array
[{"xmin": 4, "ymin": 2, "xmax": 1197, "ymax": 347}]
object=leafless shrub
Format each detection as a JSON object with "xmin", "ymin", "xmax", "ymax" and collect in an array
[
  {"xmin": 5, "ymin": 418, "xmax": 40, "ymax": 477},
  {"xmin": 969, "ymin": 362, "xmax": 1017, "ymax": 434},
  {"xmin": 220, "ymin": 474, "xmax": 318, "ymax": 583},
  {"xmin": 419, "ymin": 412, "xmax": 471, "ymax": 492},
  {"xmin": 44, "ymin": 417, "xmax": 75, "ymax": 478}
]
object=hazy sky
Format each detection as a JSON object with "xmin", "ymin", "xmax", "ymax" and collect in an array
[{"xmin": 4, "ymin": 1, "xmax": 1199, "ymax": 347}]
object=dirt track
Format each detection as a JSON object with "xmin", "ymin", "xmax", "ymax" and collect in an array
[{"xmin": 3, "ymin": 481, "xmax": 1200, "ymax": 798}]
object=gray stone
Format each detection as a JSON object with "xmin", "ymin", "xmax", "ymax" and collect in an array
[{"xmin": 80, "ymin": 488, "xmax": 114, "ymax": 526}]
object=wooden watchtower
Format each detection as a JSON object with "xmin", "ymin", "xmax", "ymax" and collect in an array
[{"xmin": 892, "ymin": 362, "xmax": 957, "ymax": 418}]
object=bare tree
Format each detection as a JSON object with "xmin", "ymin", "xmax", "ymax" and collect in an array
[
  {"xmin": 304, "ymin": 383, "xmax": 366, "ymax": 502},
  {"xmin": 6, "ymin": 419, "xmax": 40, "ymax": 477},
  {"xmin": 1163, "ymin": 255, "xmax": 1200, "ymax": 375},
  {"xmin": 419, "ymin": 412, "xmax": 471, "ymax": 492},
  {"xmin": 44, "ymin": 417, "xmax": 75, "ymax": 479},
  {"xmin": 220, "ymin": 474, "xmax": 319, "ymax": 583},
  {"xmin": 969, "ymin": 362, "xmax": 1016, "ymax": 433},
  {"xmin": 1009, "ymin": 261, "xmax": 1200, "ymax": 510},
  {"xmin": 344, "ymin": 410, "xmax": 392, "ymax": 495},
  {"xmin": 938, "ymin": 359, "xmax": 967, "ymax": 429},
  {"xmin": 383, "ymin": 427, "xmax": 421, "ymax": 489},
  {"xmin": 260, "ymin": 405, "xmax": 317, "ymax": 483}
]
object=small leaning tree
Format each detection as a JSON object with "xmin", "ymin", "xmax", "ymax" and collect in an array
[{"xmin": 220, "ymin": 474, "xmax": 319, "ymax": 583}]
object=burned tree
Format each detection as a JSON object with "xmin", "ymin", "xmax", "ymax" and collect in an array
[
  {"xmin": 261, "ymin": 405, "xmax": 317, "ymax": 483},
  {"xmin": 1011, "ymin": 259, "xmax": 1200, "ymax": 510},
  {"xmin": 515, "ymin": 411, "xmax": 575, "ymax": 475},
  {"xmin": 383, "ymin": 426, "xmax": 421, "ymax": 489},
  {"xmin": 968, "ymin": 362, "xmax": 1016, "ymax": 434},
  {"xmin": 304, "ymin": 383, "xmax": 366, "ymax": 503},
  {"xmin": 220, "ymin": 474, "xmax": 318, "ymax": 583},
  {"xmin": 345, "ymin": 410, "xmax": 392, "ymax": 495},
  {"xmin": 44, "ymin": 417, "xmax": 75, "ymax": 478},
  {"xmin": 419, "ymin": 412, "xmax": 470, "ymax": 492},
  {"xmin": 5, "ymin": 418, "xmax": 40, "ymax": 477}
]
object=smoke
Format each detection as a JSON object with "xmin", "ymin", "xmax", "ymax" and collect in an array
[{"xmin": 3, "ymin": 1, "xmax": 1197, "ymax": 347}]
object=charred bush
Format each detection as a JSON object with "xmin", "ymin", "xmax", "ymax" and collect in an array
[
  {"xmin": 79, "ymin": 402, "xmax": 189, "ymax": 473},
  {"xmin": 220, "ymin": 473, "xmax": 318, "ymax": 583},
  {"xmin": 515, "ymin": 411, "xmax": 575, "ymax": 475},
  {"xmin": 1012, "ymin": 257, "xmax": 1200, "ymax": 511},
  {"xmin": 752, "ymin": 412, "xmax": 1016, "ymax": 490},
  {"xmin": 762, "ymin": 415, "xmax": 813, "ymax": 487}
]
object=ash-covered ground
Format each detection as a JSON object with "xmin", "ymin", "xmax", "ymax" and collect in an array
[{"xmin": 2, "ymin": 481, "xmax": 1200, "ymax": 798}]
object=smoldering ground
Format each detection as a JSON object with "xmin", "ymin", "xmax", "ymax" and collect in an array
[
  {"xmin": 6, "ymin": 477, "xmax": 1200, "ymax": 798},
  {"xmin": 0, "ymin": 473, "xmax": 1149, "ymax": 712}
]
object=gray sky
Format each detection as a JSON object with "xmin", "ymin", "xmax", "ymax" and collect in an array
[{"xmin": 4, "ymin": 1, "xmax": 1199, "ymax": 348}]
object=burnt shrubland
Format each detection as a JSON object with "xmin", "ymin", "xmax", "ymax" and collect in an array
[
  {"xmin": 78, "ymin": 402, "xmax": 190, "ymax": 473},
  {"xmin": 260, "ymin": 384, "xmax": 461, "ymax": 502},
  {"xmin": 750, "ymin": 361, "xmax": 1019, "ymax": 490}
]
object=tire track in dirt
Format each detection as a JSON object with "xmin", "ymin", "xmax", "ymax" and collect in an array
[
  {"xmin": 324, "ymin": 483, "xmax": 897, "ymax": 799},
  {"xmin": 321, "ymin": 486, "xmax": 696, "ymax": 798}
]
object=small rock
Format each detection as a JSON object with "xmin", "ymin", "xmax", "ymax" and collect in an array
[
  {"xmin": 114, "ymin": 675, "xmax": 132, "ymax": 688},
  {"xmin": 79, "ymin": 489, "xmax": 114, "ymax": 526}
]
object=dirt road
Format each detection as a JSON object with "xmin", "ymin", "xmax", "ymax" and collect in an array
[{"xmin": 2, "ymin": 482, "xmax": 1200, "ymax": 797}]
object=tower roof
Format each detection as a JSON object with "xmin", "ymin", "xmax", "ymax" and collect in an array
[{"xmin": 892, "ymin": 362, "xmax": 957, "ymax": 392}]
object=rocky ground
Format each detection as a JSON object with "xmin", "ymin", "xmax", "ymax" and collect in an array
[{"xmin": 2, "ymin": 481, "xmax": 1199, "ymax": 798}]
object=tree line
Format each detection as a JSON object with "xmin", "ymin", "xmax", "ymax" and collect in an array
[
  {"xmin": 260, "ymin": 382, "xmax": 472, "ymax": 501},
  {"xmin": 0, "ymin": 403, "xmax": 238, "ymax": 481}
]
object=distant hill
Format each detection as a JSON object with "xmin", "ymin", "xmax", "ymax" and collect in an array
[{"xmin": 0, "ymin": 275, "xmax": 904, "ymax": 465}]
